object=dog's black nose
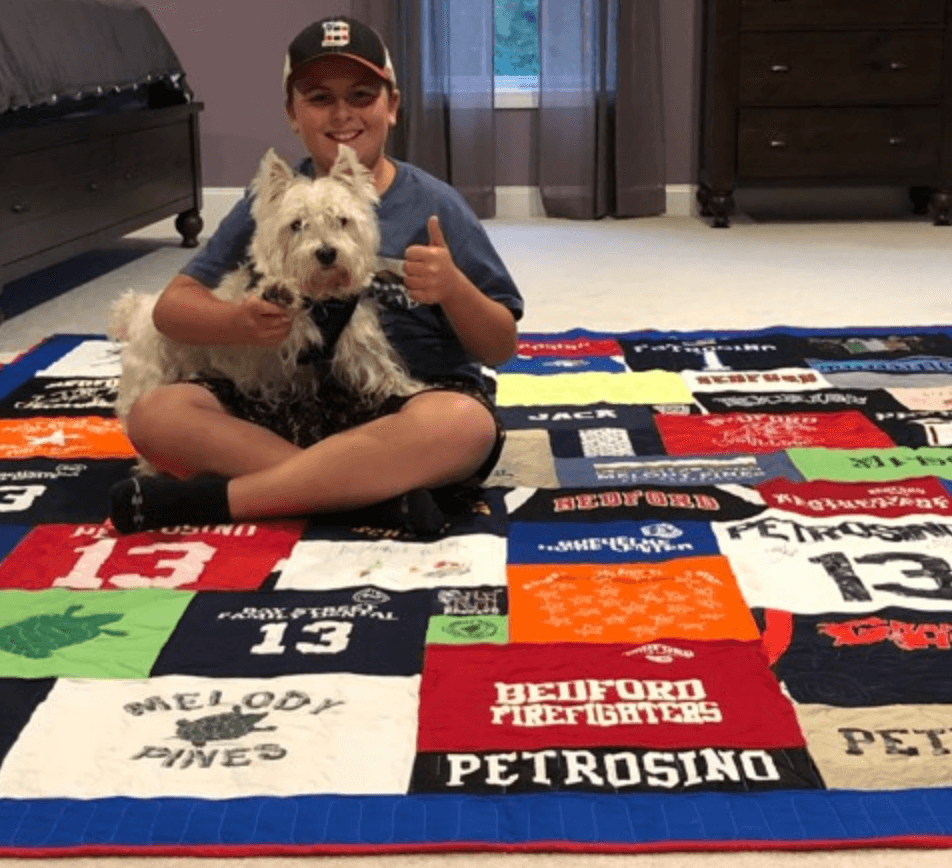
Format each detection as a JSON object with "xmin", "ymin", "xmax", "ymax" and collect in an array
[{"xmin": 316, "ymin": 246, "xmax": 337, "ymax": 267}]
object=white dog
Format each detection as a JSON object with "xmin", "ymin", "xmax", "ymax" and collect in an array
[{"xmin": 109, "ymin": 146, "xmax": 423, "ymax": 466}]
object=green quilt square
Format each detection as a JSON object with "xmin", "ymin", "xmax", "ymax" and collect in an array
[
  {"xmin": 426, "ymin": 615, "xmax": 508, "ymax": 645},
  {"xmin": 0, "ymin": 589, "xmax": 194, "ymax": 679},
  {"xmin": 788, "ymin": 446, "xmax": 952, "ymax": 483}
]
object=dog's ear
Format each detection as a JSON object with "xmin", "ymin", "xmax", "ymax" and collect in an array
[
  {"xmin": 329, "ymin": 145, "xmax": 379, "ymax": 203},
  {"xmin": 251, "ymin": 149, "xmax": 296, "ymax": 221}
]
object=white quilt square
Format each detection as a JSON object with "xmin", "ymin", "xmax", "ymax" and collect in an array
[
  {"xmin": 276, "ymin": 534, "xmax": 507, "ymax": 591},
  {"xmin": 37, "ymin": 340, "xmax": 122, "ymax": 378},
  {"xmin": 0, "ymin": 673, "xmax": 420, "ymax": 797}
]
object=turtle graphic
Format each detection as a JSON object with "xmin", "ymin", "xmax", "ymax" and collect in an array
[
  {"xmin": 0, "ymin": 605, "xmax": 126, "ymax": 659},
  {"xmin": 175, "ymin": 706, "xmax": 277, "ymax": 748}
]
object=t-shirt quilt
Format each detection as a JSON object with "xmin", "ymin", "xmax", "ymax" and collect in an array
[{"xmin": 7, "ymin": 327, "xmax": 952, "ymax": 855}]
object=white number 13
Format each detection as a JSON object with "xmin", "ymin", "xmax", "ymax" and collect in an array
[
  {"xmin": 250, "ymin": 621, "xmax": 354, "ymax": 656},
  {"xmin": 52, "ymin": 539, "xmax": 216, "ymax": 589}
]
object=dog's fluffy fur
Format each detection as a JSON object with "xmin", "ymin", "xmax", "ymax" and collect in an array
[{"xmin": 109, "ymin": 146, "xmax": 423, "ymax": 463}]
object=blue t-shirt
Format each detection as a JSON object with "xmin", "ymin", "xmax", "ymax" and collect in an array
[{"xmin": 181, "ymin": 157, "xmax": 524, "ymax": 393}]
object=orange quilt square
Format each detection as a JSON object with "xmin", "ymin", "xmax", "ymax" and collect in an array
[
  {"xmin": 507, "ymin": 555, "xmax": 759, "ymax": 644},
  {"xmin": 0, "ymin": 417, "xmax": 134, "ymax": 459}
]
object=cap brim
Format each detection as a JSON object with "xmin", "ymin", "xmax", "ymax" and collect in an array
[{"xmin": 287, "ymin": 52, "xmax": 394, "ymax": 92}]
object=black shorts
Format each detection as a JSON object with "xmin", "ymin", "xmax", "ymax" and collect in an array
[{"xmin": 193, "ymin": 375, "xmax": 505, "ymax": 484}]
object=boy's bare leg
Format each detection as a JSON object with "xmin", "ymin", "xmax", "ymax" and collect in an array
[
  {"xmin": 127, "ymin": 383, "xmax": 304, "ymax": 479},
  {"xmin": 227, "ymin": 390, "xmax": 496, "ymax": 520},
  {"xmin": 124, "ymin": 385, "xmax": 496, "ymax": 520}
]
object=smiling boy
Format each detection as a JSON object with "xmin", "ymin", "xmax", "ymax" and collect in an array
[{"xmin": 109, "ymin": 16, "xmax": 523, "ymax": 535}]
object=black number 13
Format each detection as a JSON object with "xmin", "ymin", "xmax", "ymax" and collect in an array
[{"xmin": 808, "ymin": 552, "xmax": 952, "ymax": 602}]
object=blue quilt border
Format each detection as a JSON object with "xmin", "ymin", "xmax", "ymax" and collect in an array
[{"xmin": 2, "ymin": 789, "xmax": 951, "ymax": 852}]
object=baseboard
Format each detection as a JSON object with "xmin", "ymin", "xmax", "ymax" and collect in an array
[
  {"xmin": 493, "ymin": 186, "xmax": 547, "ymax": 220},
  {"xmin": 203, "ymin": 187, "xmax": 246, "ymax": 214},
  {"xmin": 493, "ymin": 185, "xmax": 696, "ymax": 220},
  {"xmin": 664, "ymin": 184, "xmax": 698, "ymax": 218},
  {"xmin": 199, "ymin": 185, "xmax": 697, "ymax": 224},
  {"xmin": 159, "ymin": 183, "xmax": 923, "ymax": 237}
]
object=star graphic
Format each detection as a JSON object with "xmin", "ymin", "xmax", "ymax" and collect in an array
[
  {"xmin": 26, "ymin": 428, "xmax": 72, "ymax": 447},
  {"xmin": 569, "ymin": 595, "xmax": 596, "ymax": 606}
]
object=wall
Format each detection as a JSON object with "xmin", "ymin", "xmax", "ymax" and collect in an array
[{"xmin": 142, "ymin": 1, "xmax": 698, "ymax": 189}]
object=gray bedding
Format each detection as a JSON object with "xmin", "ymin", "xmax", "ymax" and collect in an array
[{"xmin": 0, "ymin": 0, "xmax": 185, "ymax": 112}]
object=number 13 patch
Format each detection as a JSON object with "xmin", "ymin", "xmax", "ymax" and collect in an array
[
  {"xmin": 0, "ymin": 521, "xmax": 305, "ymax": 591},
  {"xmin": 714, "ymin": 509, "xmax": 952, "ymax": 613},
  {"xmin": 151, "ymin": 588, "xmax": 432, "ymax": 678}
]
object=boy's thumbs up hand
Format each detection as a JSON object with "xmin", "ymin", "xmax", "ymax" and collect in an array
[
  {"xmin": 427, "ymin": 214, "xmax": 447, "ymax": 247},
  {"xmin": 403, "ymin": 215, "xmax": 461, "ymax": 305}
]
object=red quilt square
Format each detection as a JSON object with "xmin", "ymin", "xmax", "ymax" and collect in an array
[
  {"xmin": 0, "ymin": 521, "xmax": 304, "ymax": 590},
  {"xmin": 418, "ymin": 640, "xmax": 805, "ymax": 752},
  {"xmin": 656, "ymin": 411, "xmax": 894, "ymax": 455}
]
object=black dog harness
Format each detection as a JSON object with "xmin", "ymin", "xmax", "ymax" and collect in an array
[
  {"xmin": 302, "ymin": 296, "xmax": 361, "ymax": 379},
  {"xmin": 242, "ymin": 257, "xmax": 361, "ymax": 376}
]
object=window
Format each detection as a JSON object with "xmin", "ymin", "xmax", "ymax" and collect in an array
[{"xmin": 494, "ymin": 0, "xmax": 539, "ymax": 108}]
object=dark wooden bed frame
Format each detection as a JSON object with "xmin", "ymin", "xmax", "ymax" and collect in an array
[{"xmin": 1, "ymin": 98, "xmax": 204, "ymax": 308}]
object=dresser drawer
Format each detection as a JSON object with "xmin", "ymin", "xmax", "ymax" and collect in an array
[
  {"xmin": 737, "ymin": 107, "xmax": 941, "ymax": 178},
  {"xmin": 741, "ymin": 0, "xmax": 946, "ymax": 30},
  {"xmin": 114, "ymin": 122, "xmax": 192, "ymax": 180},
  {"xmin": 2, "ymin": 140, "xmax": 116, "ymax": 230},
  {"xmin": 3, "ymin": 116, "xmax": 194, "ymax": 253},
  {"xmin": 740, "ymin": 31, "xmax": 943, "ymax": 105}
]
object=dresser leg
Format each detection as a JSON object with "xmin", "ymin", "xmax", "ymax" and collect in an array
[
  {"xmin": 175, "ymin": 208, "xmax": 204, "ymax": 248},
  {"xmin": 932, "ymin": 190, "xmax": 952, "ymax": 226},
  {"xmin": 708, "ymin": 190, "xmax": 735, "ymax": 228},
  {"xmin": 697, "ymin": 185, "xmax": 713, "ymax": 217},
  {"xmin": 909, "ymin": 186, "xmax": 932, "ymax": 216}
]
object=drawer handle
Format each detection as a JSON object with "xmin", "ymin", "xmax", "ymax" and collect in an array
[
  {"xmin": 11, "ymin": 202, "xmax": 29, "ymax": 214},
  {"xmin": 88, "ymin": 182, "xmax": 100, "ymax": 192},
  {"xmin": 124, "ymin": 171, "xmax": 134, "ymax": 181},
  {"xmin": 770, "ymin": 64, "xmax": 791, "ymax": 74},
  {"xmin": 888, "ymin": 136, "xmax": 906, "ymax": 147},
  {"xmin": 770, "ymin": 138, "xmax": 788, "ymax": 149},
  {"xmin": 890, "ymin": 61, "xmax": 909, "ymax": 71}
]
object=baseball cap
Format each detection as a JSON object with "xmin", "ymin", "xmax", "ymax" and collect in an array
[{"xmin": 283, "ymin": 17, "xmax": 397, "ymax": 98}]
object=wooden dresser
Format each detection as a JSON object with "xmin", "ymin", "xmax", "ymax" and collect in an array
[
  {"xmin": 2, "ymin": 102, "xmax": 203, "ymax": 292},
  {"xmin": 696, "ymin": 0, "xmax": 952, "ymax": 227}
]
